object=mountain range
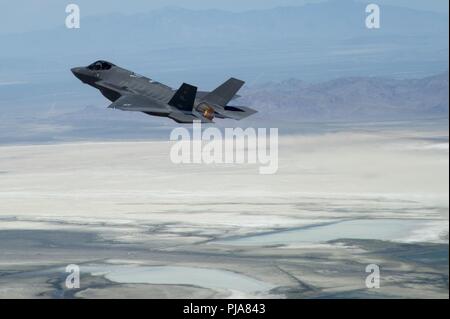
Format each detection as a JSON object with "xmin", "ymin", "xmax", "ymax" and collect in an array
[
  {"xmin": 0, "ymin": 0, "xmax": 448, "ymax": 84},
  {"xmin": 239, "ymin": 72, "xmax": 449, "ymax": 122},
  {"xmin": 0, "ymin": 72, "xmax": 447, "ymax": 144}
]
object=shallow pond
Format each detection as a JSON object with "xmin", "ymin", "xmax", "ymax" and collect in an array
[
  {"xmin": 82, "ymin": 264, "xmax": 274, "ymax": 294},
  {"xmin": 215, "ymin": 219, "xmax": 430, "ymax": 246}
]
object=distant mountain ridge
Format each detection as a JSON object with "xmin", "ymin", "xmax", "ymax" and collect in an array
[
  {"xmin": 3, "ymin": 1, "xmax": 447, "ymax": 55},
  {"xmin": 0, "ymin": 0, "xmax": 447, "ymax": 84},
  {"xmin": 238, "ymin": 72, "xmax": 449, "ymax": 121},
  {"xmin": 0, "ymin": 1, "xmax": 448, "ymax": 143},
  {"xmin": 0, "ymin": 72, "xmax": 447, "ymax": 144}
]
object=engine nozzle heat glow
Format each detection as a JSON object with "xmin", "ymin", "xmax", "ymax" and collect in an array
[{"xmin": 195, "ymin": 103, "xmax": 215, "ymax": 121}]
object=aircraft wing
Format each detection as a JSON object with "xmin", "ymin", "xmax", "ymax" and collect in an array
[
  {"xmin": 97, "ymin": 81, "xmax": 135, "ymax": 95},
  {"xmin": 107, "ymin": 95, "xmax": 170, "ymax": 114}
]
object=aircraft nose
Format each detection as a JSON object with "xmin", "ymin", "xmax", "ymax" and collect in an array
[
  {"xmin": 71, "ymin": 67, "xmax": 82, "ymax": 75},
  {"xmin": 71, "ymin": 66, "xmax": 97, "ymax": 84}
]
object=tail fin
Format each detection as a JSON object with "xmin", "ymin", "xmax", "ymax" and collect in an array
[
  {"xmin": 203, "ymin": 78, "xmax": 244, "ymax": 106},
  {"xmin": 168, "ymin": 83, "xmax": 197, "ymax": 111}
]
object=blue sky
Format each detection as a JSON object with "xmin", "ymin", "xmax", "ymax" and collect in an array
[{"xmin": 1, "ymin": 0, "xmax": 448, "ymax": 34}]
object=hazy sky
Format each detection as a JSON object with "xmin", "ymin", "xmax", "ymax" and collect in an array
[{"xmin": 1, "ymin": 0, "xmax": 448, "ymax": 34}]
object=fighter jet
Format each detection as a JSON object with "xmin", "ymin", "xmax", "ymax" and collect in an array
[{"xmin": 71, "ymin": 60, "xmax": 257, "ymax": 123}]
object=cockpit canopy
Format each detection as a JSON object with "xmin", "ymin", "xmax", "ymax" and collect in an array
[{"xmin": 87, "ymin": 60, "xmax": 115, "ymax": 71}]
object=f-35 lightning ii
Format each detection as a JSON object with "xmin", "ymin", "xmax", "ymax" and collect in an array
[{"xmin": 71, "ymin": 60, "xmax": 257, "ymax": 123}]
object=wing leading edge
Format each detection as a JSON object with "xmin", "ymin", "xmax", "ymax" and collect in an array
[{"xmin": 107, "ymin": 95, "xmax": 170, "ymax": 114}]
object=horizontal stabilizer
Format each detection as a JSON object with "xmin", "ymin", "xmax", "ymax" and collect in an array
[{"xmin": 214, "ymin": 105, "xmax": 258, "ymax": 120}]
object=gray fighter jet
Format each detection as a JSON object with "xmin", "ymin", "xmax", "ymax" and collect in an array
[{"xmin": 71, "ymin": 60, "xmax": 257, "ymax": 123}]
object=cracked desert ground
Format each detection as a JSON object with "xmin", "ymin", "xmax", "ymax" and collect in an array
[{"xmin": 0, "ymin": 128, "xmax": 448, "ymax": 298}]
